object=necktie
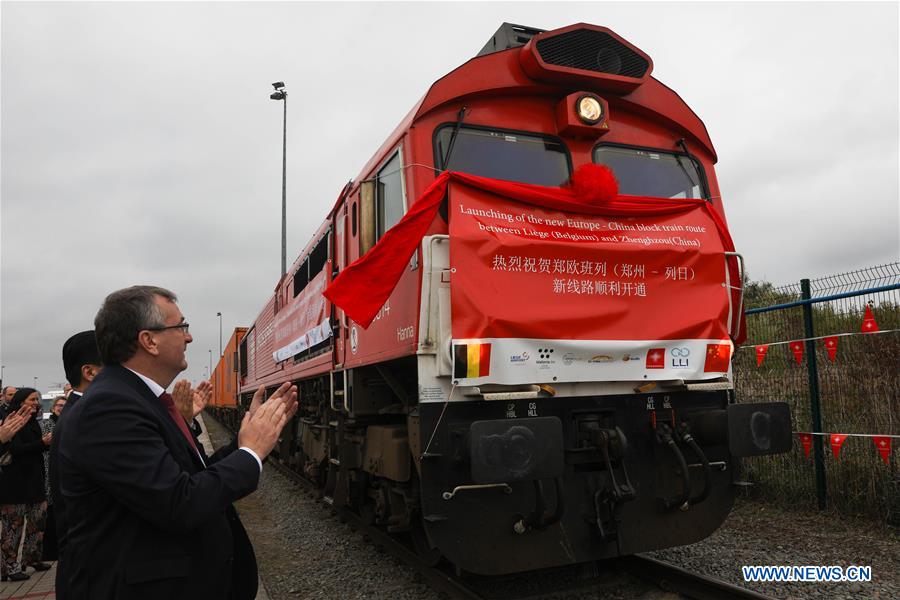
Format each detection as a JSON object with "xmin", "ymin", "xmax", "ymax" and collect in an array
[{"xmin": 159, "ymin": 392, "xmax": 200, "ymax": 455}]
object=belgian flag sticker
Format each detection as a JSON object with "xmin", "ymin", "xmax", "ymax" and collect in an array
[{"xmin": 453, "ymin": 342, "xmax": 492, "ymax": 379}]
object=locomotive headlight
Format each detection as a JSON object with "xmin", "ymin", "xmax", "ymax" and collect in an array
[{"xmin": 577, "ymin": 95, "xmax": 604, "ymax": 124}]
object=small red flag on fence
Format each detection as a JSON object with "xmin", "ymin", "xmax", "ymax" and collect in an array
[
  {"xmin": 872, "ymin": 436, "xmax": 892, "ymax": 465},
  {"xmin": 789, "ymin": 341, "xmax": 804, "ymax": 365},
  {"xmin": 755, "ymin": 344, "xmax": 769, "ymax": 367},
  {"xmin": 823, "ymin": 336, "xmax": 839, "ymax": 362},
  {"xmin": 861, "ymin": 305, "xmax": 879, "ymax": 333},
  {"xmin": 830, "ymin": 434, "xmax": 849, "ymax": 460},
  {"xmin": 798, "ymin": 433, "xmax": 813, "ymax": 458}
]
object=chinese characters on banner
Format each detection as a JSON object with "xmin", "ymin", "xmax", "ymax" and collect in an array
[{"xmin": 449, "ymin": 185, "xmax": 734, "ymax": 385}]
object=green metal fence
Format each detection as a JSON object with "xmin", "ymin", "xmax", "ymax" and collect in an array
[{"xmin": 733, "ymin": 263, "xmax": 900, "ymax": 525}]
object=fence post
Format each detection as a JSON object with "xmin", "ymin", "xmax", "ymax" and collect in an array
[{"xmin": 801, "ymin": 278, "xmax": 827, "ymax": 509}]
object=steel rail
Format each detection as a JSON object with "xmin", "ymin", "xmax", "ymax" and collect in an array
[
  {"xmin": 622, "ymin": 554, "xmax": 776, "ymax": 600},
  {"xmin": 264, "ymin": 458, "xmax": 483, "ymax": 600}
]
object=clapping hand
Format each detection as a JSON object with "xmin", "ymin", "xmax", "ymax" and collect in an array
[
  {"xmin": 172, "ymin": 379, "xmax": 213, "ymax": 422},
  {"xmin": 0, "ymin": 406, "xmax": 31, "ymax": 443},
  {"xmin": 248, "ymin": 384, "xmax": 265, "ymax": 417},
  {"xmin": 237, "ymin": 382, "xmax": 299, "ymax": 460}
]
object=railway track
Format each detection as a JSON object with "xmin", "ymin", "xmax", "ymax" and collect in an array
[
  {"xmin": 621, "ymin": 555, "xmax": 774, "ymax": 600},
  {"xmin": 263, "ymin": 454, "xmax": 773, "ymax": 600},
  {"xmin": 205, "ymin": 413, "xmax": 773, "ymax": 600}
]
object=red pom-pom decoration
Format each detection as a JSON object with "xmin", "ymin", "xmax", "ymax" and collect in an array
[{"xmin": 569, "ymin": 163, "xmax": 618, "ymax": 204}]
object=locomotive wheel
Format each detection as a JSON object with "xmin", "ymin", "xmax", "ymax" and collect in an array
[
  {"xmin": 410, "ymin": 516, "xmax": 442, "ymax": 566},
  {"xmin": 359, "ymin": 498, "xmax": 376, "ymax": 526}
]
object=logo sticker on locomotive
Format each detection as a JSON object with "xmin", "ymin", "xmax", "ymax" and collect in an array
[
  {"xmin": 536, "ymin": 347, "xmax": 556, "ymax": 370},
  {"xmin": 509, "ymin": 352, "xmax": 530, "ymax": 365},
  {"xmin": 645, "ymin": 348, "xmax": 666, "ymax": 369},
  {"xmin": 588, "ymin": 354, "xmax": 614, "ymax": 363},
  {"xmin": 562, "ymin": 352, "xmax": 581, "ymax": 366},
  {"xmin": 350, "ymin": 325, "xmax": 358, "ymax": 355},
  {"xmin": 703, "ymin": 343, "xmax": 731, "ymax": 372},
  {"xmin": 671, "ymin": 347, "xmax": 691, "ymax": 368},
  {"xmin": 453, "ymin": 342, "xmax": 492, "ymax": 379}
]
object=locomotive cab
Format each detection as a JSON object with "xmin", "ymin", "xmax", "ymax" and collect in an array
[{"xmin": 404, "ymin": 22, "xmax": 792, "ymax": 574}]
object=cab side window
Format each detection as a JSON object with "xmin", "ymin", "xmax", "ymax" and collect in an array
[{"xmin": 376, "ymin": 152, "xmax": 404, "ymax": 240}]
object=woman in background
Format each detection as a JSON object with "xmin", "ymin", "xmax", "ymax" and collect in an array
[
  {"xmin": 0, "ymin": 388, "xmax": 51, "ymax": 582},
  {"xmin": 39, "ymin": 396, "xmax": 66, "ymax": 561}
]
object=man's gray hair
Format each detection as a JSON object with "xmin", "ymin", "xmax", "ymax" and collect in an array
[{"xmin": 94, "ymin": 286, "xmax": 178, "ymax": 365}]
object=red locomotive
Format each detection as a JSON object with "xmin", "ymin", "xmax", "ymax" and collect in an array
[{"xmin": 208, "ymin": 22, "xmax": 791, "ymax": 575}]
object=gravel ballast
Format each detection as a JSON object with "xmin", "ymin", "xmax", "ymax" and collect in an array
[
  {"xmin": 648, "ymin": 499, "xmax": 899, "ymax": 599},
  {"xmin": 203, "ymin": 414, "xmax": 899, "ymax": 599}
]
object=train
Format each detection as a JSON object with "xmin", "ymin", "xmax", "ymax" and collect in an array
[{"xmin": 207, "ymin": 22, "xmax": 792, "ymax": 575}]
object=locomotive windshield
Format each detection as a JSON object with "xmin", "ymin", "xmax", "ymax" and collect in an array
[
  {"xmin": 593, "ymin": 146, "xmax": 705, "ymax": 199},
  {"xmin": 436, "ymin": 126, "xmax": 570, "ymax": 186}
]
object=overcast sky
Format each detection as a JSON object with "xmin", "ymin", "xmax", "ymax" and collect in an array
[{"xmin": 1, "ymin": 1, "xmax": 897, "ymax": 390}]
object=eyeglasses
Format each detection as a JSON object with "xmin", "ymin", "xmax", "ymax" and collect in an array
[{"xmin": 148, "ymin": 323, "xmax": 190, "ymax": 335}]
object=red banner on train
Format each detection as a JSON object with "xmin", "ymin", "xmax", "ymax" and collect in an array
[
  {"xmin": 449, "ymin": 185, "xmax": 735, "ymax": 385},
  {"xmin": 272, "ymin": 270, "xmax": 330, "ymax": 362}
]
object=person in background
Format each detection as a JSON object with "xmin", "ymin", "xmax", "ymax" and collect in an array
[
  {"xmin": 0, "ymin": 386, "xmax": 17, "ymax": 419},
  {"xmin": 0, "ymin": 388, "xmax": 51, "ymax": 582},
  {"xmin": 39, "ymin": 396, "xmax": 66, "ymax": 561},
  {"xmin": 0, "ymin": 402, "xmax": 32, "ymax": 585},
  {"xmin": 63, "ymin": 383, "xmax": 72, "ymax": 398},
  {"xmin": 61, "ymin": 332, "xmax": 103, "ymax": 408},
  {"xmin": 52, "ymin": 398, "xmax": 66, "ymax": 416},
  {"xmin": 50, "ymin": 329, "xmax": 103, "ymax": 598}
]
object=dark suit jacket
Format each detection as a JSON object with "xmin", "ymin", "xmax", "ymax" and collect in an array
[
  {"xmin": 57, "ymin": 365, "xmax": 259, "ymax": 600},
  {"xmin": 50, "ymin": 391, "xmax": 79, "ymax": 596},
  {"xmin": 0, "ymin": 415, "xmax": 46, "ymax": 504}
]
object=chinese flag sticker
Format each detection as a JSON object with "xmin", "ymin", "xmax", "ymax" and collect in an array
[
  {"xmin": 872, "ymin": 436, "xmax": 892, "ymax": 465},
  {"xmin": 798, "ymin": 433, "xmax": 813, "ymax": 458},
  {"xmin": 703, "ymin": 343, "xmax": 731, "ymax": 372},
  {"xmin": 646, "ymin": 348, "xmax": 666, "ymax": 369},
  {"xmin": 861, "ymin": 305, "xmax": 880, "ymax": 333},
  {"xmin": 830, "ymin": 434, "xmax": 849, "ymax": 460},
  {"xmin": 755, "ymin": 344, "xmax": 769, "ymax": 367},
  {"xmin": 823, "ymin": 336, "xmax": 838, "ymax": 362},
  {"xmin": 789, "ymin": 341, "xmax": 804, "ymax": 365}
]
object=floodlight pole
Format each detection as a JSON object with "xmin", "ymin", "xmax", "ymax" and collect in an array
[
  {"xmin": 270, "ymin": 82, "xmax": 288, "ymax": 277},
  {"xmin": 217, "ymin": 312, "xmax": 223, "ymax": 357},
  {"xmin": 281, "ymin": 93, "xmax": 287, "ymax": 277}
]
